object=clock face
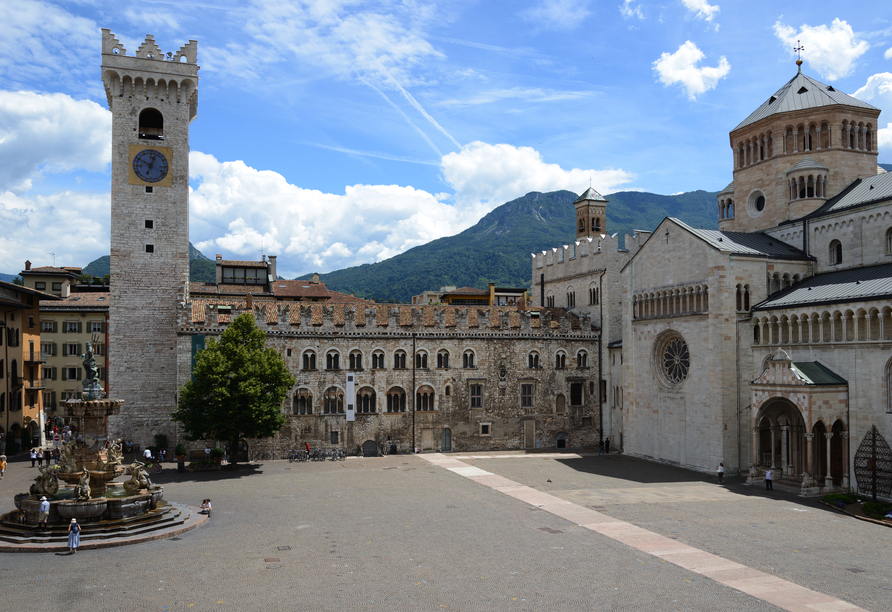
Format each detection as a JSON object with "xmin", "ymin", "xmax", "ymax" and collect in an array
[{"xmin": 132, "ymin": 149, "xmax": 169, "ymax": 183}]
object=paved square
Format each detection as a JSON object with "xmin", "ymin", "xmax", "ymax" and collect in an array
[{"xmin": 0, "ymin": 452, "xmax": 889, "ymax": 611}]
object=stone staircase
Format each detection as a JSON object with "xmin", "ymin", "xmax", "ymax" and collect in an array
[{"xmin": 0, "ymin": 502, "xmax": 208, "ymax": 552}]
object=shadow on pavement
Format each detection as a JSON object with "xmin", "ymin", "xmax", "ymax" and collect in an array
[{"xmin": 150, "ymin": 463, "xmax": 265, "ymax": 484}]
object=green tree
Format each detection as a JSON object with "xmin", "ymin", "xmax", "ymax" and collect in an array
[
  {"xmin": 172, "ymin": 313, "xmax": 295, "ymax": 465},
  {"xmin": 12, "ymin": 276, "xmax": 23, "ymax": 286}
]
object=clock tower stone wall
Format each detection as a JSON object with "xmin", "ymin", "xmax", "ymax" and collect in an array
[{"xmin": 101, "ymin": 29, "xmax": 199, "ymax": 443}]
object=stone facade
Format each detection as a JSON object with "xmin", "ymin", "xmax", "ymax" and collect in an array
[
  {"xmin": 174, "ymin": 303, "xmax": 602, "ymax": 455},
  {"xmin": 102, "ymin": 30, "xmax": 198, "ymax": 443}
]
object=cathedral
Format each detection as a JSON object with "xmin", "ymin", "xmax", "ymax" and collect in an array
[{"xmin": 538, "ymin": 59, "xmax": 890, "ymax": 495}]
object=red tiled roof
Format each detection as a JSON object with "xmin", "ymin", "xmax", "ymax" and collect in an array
[
  {"xmin": 21, "ymin": 266, "xmax": 78, "ymax": 275},
  {"xmin": 40, "ymin": 292, "xmax": 110, "ymax": 309},
  {"xmin": 326, "ymin": 289, "xmax": 373, "ymax": 304},
  {"xmin": 271, "ymin": 280, "xmax": 330, "ymax": 299},
  {"xmin": 218, "ymin": 260, "xmax": 268, "ymax": 268},
  {"xmin": 442, "ymin": 286, "xmax": 489, "ymax": 296}
]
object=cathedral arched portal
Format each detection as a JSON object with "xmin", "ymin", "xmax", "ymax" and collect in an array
[{"xmin": 753, "ymin": 399, "xmax": 807, "ymax": 480}]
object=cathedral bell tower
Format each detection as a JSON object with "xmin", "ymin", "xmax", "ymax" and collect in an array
[
  {"xmin": 101, "ymin": 30, "xmax": 199, "ymax": 438},
  {"xmin": 574, "ymin": 187, "xmax": 608, "ymax": 239}
]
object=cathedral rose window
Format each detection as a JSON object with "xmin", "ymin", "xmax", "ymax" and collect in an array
[{"xmin": 655, "ymin": 332, "xmax": 690, "ymax": 387}]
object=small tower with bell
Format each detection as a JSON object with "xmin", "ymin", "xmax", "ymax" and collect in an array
[{"xmin": 574, "ymin": 186, "xmax": 608, "ymax": 239}]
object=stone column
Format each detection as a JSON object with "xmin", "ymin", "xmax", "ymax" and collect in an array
[
  {"xmin": 782, "ymin": 425, "xmax": 791, "ymax": 477},
  {"xmin": 823, "ymin": 432, "xmax": 834, "ymax": 490},
  {"xmin": 816, "ymin": 126, "xmax": 822, "ymax": 150},
  {"xmin": 752, "ymin": 426, "xmax": 760, "ymax": 467},
  {"xmin": 879, "ymin": 313, "xmax": 885, "ymax": 341},
  {"xmin": 798, "ymin": 318, "xmax": 804, "ymax": 344},
  {"xmin": 842, "ymin": 431, "xmax": 850, "ymax": 489},
  {"xmin": 805, "ymin": 432, "xmax": 815, "ymax": 476},
  {"xmin": 793, "ymin": 130, "xmax": 799, "ymax": 153},
  {"xmin": 771, "ymin": 427, "xmax": 779, "ymax": 468},
  {"xmin": 845, "ymin": 124, "xmax": 852, "ymax": 149}
]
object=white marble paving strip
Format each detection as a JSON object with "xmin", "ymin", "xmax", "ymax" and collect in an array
[{"xmin": 420, "ymin": 453, "xmax": 870, "ymax": 612}]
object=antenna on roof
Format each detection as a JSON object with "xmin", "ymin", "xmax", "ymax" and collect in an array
[
  {"xmin": 794, "ymin": 40, "xmax": 804, "ymax": 72},
  {"xmin": 259, "ymin": 239, "xmax": 265, "ymax": 262},
  {"xmin": 47, "ymin": 252, "xmax": 55, "ymax": 266}
]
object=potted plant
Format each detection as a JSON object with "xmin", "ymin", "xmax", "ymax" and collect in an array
[
  {"xmin": 211, "ymin": 447, "xmax": 225, "ymax": 464},
  {"xmin": 175, "ymin": 442, "xmax": 187, "ymax": 462}
]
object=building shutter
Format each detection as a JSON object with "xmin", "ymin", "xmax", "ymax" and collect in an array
[
  {"xmin": 61, "ymin": 368, "xmax": 67, "ymax": 381},
  {"xmin": 62, "ymin": 344, "xmax": 68, "ymax": 357},
  {"xmin": 76, "ymin": 344, "xmax": 82, "ymax": 356},
  {"xmin": 52, "ymin": 321, "xmax": 57, "ymax": 333},
  {"xmin": 99, "ymin": 367, "xmax": 106, "ymax": 381},
  {"xmin": 51, "ymin": 367, "xmax": 57, "ymax": 381},
  {"xmin": 62, "ymin": 323, "xmax": 66, "ymax": 334},
  {"xmin": 51, "ymin": 391, "xmax": 56, "ymax": 408},
  {"xmin": 77, "ymin": 368, "xmax": 82, "ymax": 380},
  {"xmin": 98, "ymin": 321, "xmax": 105, "ymax": 333},
  {"xmin": 77, "ymin": 321, "xmax": 82, "ymax": 333},
  {"xmin": 51, "ymin": 343, "xmax": 56, "ymax": 356}
]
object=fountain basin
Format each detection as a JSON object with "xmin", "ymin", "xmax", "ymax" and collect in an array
[{"xmin": 57, "ymin": 498, "xmax": 107, "ymax": 521}]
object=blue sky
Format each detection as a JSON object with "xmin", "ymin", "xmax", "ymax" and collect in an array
[{"xmin": 1, "ymin": 1, "xmax": 891, "ymax": 279}]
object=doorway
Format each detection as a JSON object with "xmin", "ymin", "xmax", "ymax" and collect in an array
[
  {"xmin": 441, "ymin": 428, "xmax": 452, "ymax": 452},
  {"xmin": 524, "ymin": 421, "xmax": 535, "ymax": 449}
]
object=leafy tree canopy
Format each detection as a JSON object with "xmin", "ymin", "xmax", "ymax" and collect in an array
[{"xmin": 172, "ymin": 313, "xmax": 296, "ymax": 464}]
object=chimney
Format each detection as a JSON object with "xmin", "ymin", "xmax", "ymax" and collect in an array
[
  {"xmin": 312, "ymin": 273, "xmax": 319, "ymax": 284},
  {"xmin": 268, "ymin": 255, "xmax": 277, "ymax": 281},
  {"xmin": 25, "ymin": 260, "xmax": 31, "ymax": 271},
  {"xmin": 216, "ymin": 254, "xmax": 222, "ymax": 262},
  {"xmin": 61, "ymin": 280, "xmax": 71, "ymax": 298}
]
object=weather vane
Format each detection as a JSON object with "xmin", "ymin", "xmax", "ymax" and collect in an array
[{"xmin": 794, "ymin": 40, "xmax": 804, "ymax": 70}]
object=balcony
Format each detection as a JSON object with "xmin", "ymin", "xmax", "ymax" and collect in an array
[
  {"xmin": 24, "ymin": 379, "xmax": 47, "ymax": 390},
  {"xmin": 25, "ymin": 350, "xmax": 47, "ymax": 364}
]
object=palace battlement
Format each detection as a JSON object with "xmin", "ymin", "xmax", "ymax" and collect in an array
[
  {"xmin": 532, "ymin": 231, "xmax": 649, "ymax": 270},
  {"xmin": 178, "ymin": 301, "xmax": 595, "ymax": 337}
]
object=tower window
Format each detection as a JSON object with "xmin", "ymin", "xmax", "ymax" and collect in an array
[
  {"xmin": 138, "ymin": 108, "xmax": 164, "ymax": 140},
  {"xmin": 755, "ymin": 196, "xmax": 765, "ymax": 211},
  {"xmin": 145, "ymin": 244, "xmax": 154, "ymax": 253},
  {"xmin": 145, "ymin": 186, "xmax": 153, "ymax": 193},
  {"xmin": 145, "ymin": 220, "xmax": 154, "ymax": 229},
  {"xmin": 829, "ymin": 240, "xmax": 842, "ymax": 265}
]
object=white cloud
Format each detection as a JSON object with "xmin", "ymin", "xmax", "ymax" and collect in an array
[
  {"xmin": 885, "ymin": 46, "xmax": 892, "ymax": 60},
  {"xmin": 0, "ymin": 91, "xmax": 111, "ymax": 192},
  {"xmin": 441, "ymin": 142, "xmax": 634, "ymax": 208},
  {"xmin": 773, "ymin": 19, "xmax": 869, "ymax": 81},
  {"xmin": 189, "ymin": 143, "xmax": 634, "ymax": 276},
  {"xmin": 653, "ymin": 41, "xmax": 730, "ymax": 99},
  {"xmin": 680, "ymin": 0, "xmax": 719, "ymax": 23},
  {"xmin": 0, "ymin": 189, "xmax": 108, "ymax": 272},
  {"xmin": 854, "ymin": 73, "xmax": 892, "ymax": 153},
  {"xmin": 520, "ymin": 0, "xmax": 592, "ymax": 31},
  {"xmin": 620, "ymin": 0, "xmax": 644, "ymax": 20},
  {"xmin": 438, "ymin": 87, "xmax": 592, "ymax": 107}
]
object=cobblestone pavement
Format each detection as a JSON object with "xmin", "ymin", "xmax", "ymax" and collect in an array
[{"xmin": 0, "ymin": 452, "xmax": 888, "ymax": 611}]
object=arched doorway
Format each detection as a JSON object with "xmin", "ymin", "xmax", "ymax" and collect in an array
[
  {"xmin": 555, "ymin": 432, "xmax": 568, "ymax": 449},
  {"xmin": 813, "ymin": 421, "xmax": 827, "ymax": 481},
  {"xmin": 755, "ymin": 399, "xmax": 807, "ymax": 478},
  {"xmin": 830, "ymin": 419, "xmax": 845, "ymax": 486},
  {"xmin": 362, "ymin": 440, "xmax": 378, "ymax": 457},
  {"xmin": 441, "ymin": 428, "xmax": 452, "ymax": 452}
]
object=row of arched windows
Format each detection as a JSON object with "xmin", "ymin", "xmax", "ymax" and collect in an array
[
  {"xmin": 719, "ymin": 198, "xmax": 734, "ymax": 220},
  {"xmin": 788, "ymin": 173, "xmax": 827, "ymax": 201},
  {"xmin": 735, "ymin": 120, "xmax": 875, "ymax": 169},
  {"xmin": 753, "ymin": 306, "xmax": 892, "ymax": 345},
  {"xmin": 292, "ymin": 385, "xmax": 440, "ymax": 415},
  {"xmin": 632, "ymin": 285, "xmax": 709, "ymax": 319},
  {"xmin": 578, "ymin": 216, "xmax": 601, "ymax": 233},
  {"xmin": 768, "ymin": 272, "xmax": 803, "ymax": 295},
  {"xmin": 302, "ymin": 349, "xmax": 470, "ymax": 371}
]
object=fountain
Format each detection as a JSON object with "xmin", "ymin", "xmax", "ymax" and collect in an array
[{"xmin": 0, "ymin": 342, "xmax": 201, "ymax": 551}]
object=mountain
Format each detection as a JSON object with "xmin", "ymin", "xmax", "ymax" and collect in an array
[
  {"xmin": 0, "ymin": 273, "xmax": 20, "ymax": 283},
  {"xmin": 82, "ymin": 242, "xmax": 216, "ymax": 282},
  {"xmin": 300, "ymin": 189, "xmax": 720, "ymax": 302},
  {"xmin": 880, "ymin": 163, "xmax": 892, "ymax": 173}
]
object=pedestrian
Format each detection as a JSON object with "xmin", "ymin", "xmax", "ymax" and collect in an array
[
  {"xmin": 159, "ymin": 449, "xmax": 166, "ymax": 463},
  {"xmin": 605, "ymin": 438, "xmax": 611, "ymax": 454},
  {"xmin": 30, "ymin": 448, "xmax": 37, "ymax": 467},
  {"xmin": 717, "ymin": 462, "xmax": 724, "ymax": 484},
  {"xmin": 37, "ymin": 449, "xmax": 44, "ymax": 467},
  {"xmin": 68, "ymin": 518, "xmax": 80, "ymax": 553},
  {"xmin": 0, "ymin": 455, "xmax": 6, "ymax": 479},
  {"xmin": 54, "ymin": 448, "xmax": 60, "ymax": 464},
  {"xmin": 143, "ymin": 447, "xmax": 152, "ymax": 462},
  {"xmin": 305, "ymin": 441, "xmax": 310, "ymax": 454},
  {"xmin": 598, "ymin": 439, "xmax": 604, "ymax": 455},
  {"xmin": 38, "ymin": 496, "xmax": 50, "ymax": 530},
  {"xmin": 765, "ymin": 467, "xmax": 773, "ymax": 491},
  {"xmin": 126, "ymin": 440, "xmax": 133, "ymax": 454}
]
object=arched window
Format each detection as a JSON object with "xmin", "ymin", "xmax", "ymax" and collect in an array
[
  {"xmin": 394, "ymin": 350, "xmax": 406, "ymax": 369},
  {"xmin": 555, "ymin": 394, "xmax": 566, "ymax": 414},
  {"xmin": 349, "ymin": 351, "xmax": 362, "ymax": 370},
  {"xmin": 356, "ymin": 387, "xmax": 376, "ymax": 413},
  {"xmin": 302, "ymin": 351, "xmax": 316, "ymax": 370},
  {"xmin": 386, "ymin": 387, "xmax": 406, "ymax": 412},
  {"xmin": 323, "ymin": 388, "xmax": 344, "ymax": 414},
  {"xmin": 528, "ymin": 352, "xmax": 540, "ymax": 368},
  {"xmin": 293, "ymin": 389, "xmax": 313, "ymax": 415},
  {"xmin": 138, "ymin": 108, "xmax": 164, "ymax": 140},
  {"xmin": 727, "ymin": 201, "xmax": 733, "ymax": 217},
  {"xmin": 444, "ymin": 385, "xmax": 451, "ymax": 396},
  {"xmin": 555, "ymin": 352, "xmax": 566, "ymax": 369},
  {"xmin": 593, "ymin": 217, "xmax": 601, "ymax": 232},
  {"xmin": 886, "ymin": 228, "xmax": 892, "ymax": 255},
  {"xmin": 415, "ymin": 351, "xmax": 428, "ymax": 369},
  {"xmin": 416, "ymin": 385, "xmax": 435, "ymax": 411},
  {"xmin": 371, "ymin": 351, "xmax": 385, "ymax": 369},
  {"xmin": 578, "ymin": 216, "xmax": 585, "ymax": 232},
  {"xmin": 437, "ymin": 350, "xmax": 449, "ymax": 368},
  {"xmin": 829, "ymin": 240, "xmax": 842, "ymax": 265},
  {"xmin": 754, "ymin": 324, "xmax": 760, "ymax": 344},
  {"xmin": 577, "ymin": 351, "xmax": 588, "ymax": 368},
  {"xmin": 886, "ymin": 358, "xmax": 892, "ymax": 413},
  {"xmin": 326, "ymin": 351, "xmax": 340, "ymax": 370},
  {"xmin": 463, "ymin": 351, "xmax": 475, "ymax": 368},
  {"xmin": 744, "ymin": 285, "xmax": 750, "ymax": 311}
]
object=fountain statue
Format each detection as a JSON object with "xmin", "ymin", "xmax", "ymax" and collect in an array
[
  {"xmin": 124, "ymin": 461, "xmax": 153, "ymax": 494},
  {"xmin": 30, "ymin": 464, "xmax": 59, "ymax": 497}
]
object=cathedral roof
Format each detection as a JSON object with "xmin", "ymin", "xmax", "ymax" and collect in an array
[
  {"xmin": 803, "ymin": 170, "xmax": 892, "ymax": 218},
  {"xmin": 787, "ymin": 156, "xmax": 827, "ymax": 173},
  {"xmin": 670, "ymin": 218, "xmax": 810, "ymax": 260},
  {"xmin": 733, "ymin": 72, "xmax": 878, "ymax": 132},
  {"xmin": 574, "ymin": 187, "xmax": 607, "ymax": 204},
  {"xmin": 790, "ymin": 362, "xmax": 847, "ymax": 386},
  {"xmin": 752, "ymin": 262, "xmax": 892, "ymax": 311}
]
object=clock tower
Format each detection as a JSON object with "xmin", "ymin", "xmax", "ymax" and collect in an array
[{"xmin": 101, "ymin": 30, "xmax": 199, "ymax": 440}]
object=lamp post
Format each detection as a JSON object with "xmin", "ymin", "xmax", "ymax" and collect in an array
[{"xmin": 0, "ymin": 320, "xmax": 8, "ymax": 454}]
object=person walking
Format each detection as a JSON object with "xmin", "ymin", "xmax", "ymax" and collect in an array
[
  {"xmin": 68, "ymin": 518, "xmax": 80, "ymax": 553},
  {"xmin": 598, "ymin": 439, "xmax": 605, "ymax": 456},
  {"xmin": 765, "ymin": 467, "xmax": 773, "ymax": 491},
  {"xmin": 604, "ymin": 438, "xmax": 611, "ymax": 455},
  {"xmin": 37, "ymin": 449, "xmax": 44, "ymax": 468},
  {"xmin": 0, "ymin": 454, "xmax": 6, "ymax": 479},
  {"xmin": 54, "ymin": 448, "xmax": 60, "ymax": 464},
  {"xmin": 717, "ymin": 462, "xmax": 724, "ymax": 484},
  {"xmin": 37, "ymin": 496, "xmax": 50, "ymax": 530},
  {"xmin": 30, "ymin": 448, "xmax": 37, "ymax": 468}
]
